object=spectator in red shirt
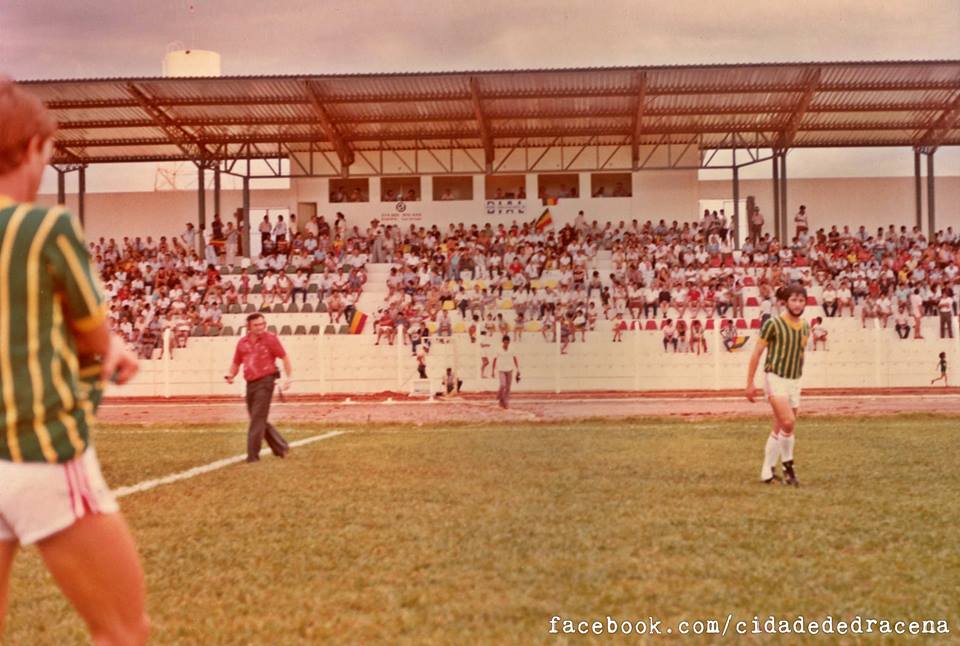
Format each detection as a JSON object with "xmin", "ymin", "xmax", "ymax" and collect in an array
[{"xmin": 225, "ymin": 314, "xmax": 292, "ymax": 463}]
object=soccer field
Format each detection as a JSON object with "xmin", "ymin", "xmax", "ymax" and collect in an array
[{"xmin": 5, "ymin": 415, "xmax": 959, "ymax": 644}]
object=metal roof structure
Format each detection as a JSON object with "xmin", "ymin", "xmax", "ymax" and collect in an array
[{"xmin": 23, "ymin": 60, "xmax": 960, "ymax": 169}]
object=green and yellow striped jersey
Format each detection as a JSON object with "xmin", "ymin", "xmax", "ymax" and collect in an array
[
  {"xmin": 760, "ymin": 314, "xmax": 810, "ymax": 380},
  {"xmin": 0, "ymin": 197, "xmax": 107, "ymax": 463}
]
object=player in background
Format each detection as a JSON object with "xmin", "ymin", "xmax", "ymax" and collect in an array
[
  {"xmin": 745, "ymin": 284, "xmax": 811, "ymax": 486},
  {"xmin": 930, "ymin": 352, "xmax": 948, "ymax": 387}
]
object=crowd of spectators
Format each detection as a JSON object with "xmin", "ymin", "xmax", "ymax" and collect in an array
[
  {"xmin": 95, "ymin": 210, "xmax": 380, "ymax": 358},
  {"xmin": 91, "ymin": 205, "xmax": 960, "ymax": 360},
  {"xmin": 371, "ymin": 207, "xmax": 960, "ymax": 353}
]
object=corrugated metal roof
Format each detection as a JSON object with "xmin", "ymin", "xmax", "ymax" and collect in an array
[{"xmin": 23, "ymin": 60, "xmax": 958, "ymax": 165}]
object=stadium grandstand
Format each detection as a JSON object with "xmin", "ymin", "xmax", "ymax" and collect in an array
[{"xmin": 27, "ymin": 60, "xmax": 960, "ymax": 397}]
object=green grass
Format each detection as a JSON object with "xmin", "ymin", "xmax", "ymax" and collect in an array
[{"xmin": 5, "ymin": 416, "xmax": 959, "ymax": 644}]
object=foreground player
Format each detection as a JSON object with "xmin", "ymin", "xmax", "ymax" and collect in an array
[
  {"xmin": 0, "ymin": 80, "xmax": 148, "ymax": 643},
  {"xmin": 745, "ymin": 284, "xmax": 810, "ymax": 486}
]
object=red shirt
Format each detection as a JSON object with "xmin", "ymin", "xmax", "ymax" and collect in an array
[{"xmin": 233, "ymin": 332, "xmax": 286, "ymax": 382}]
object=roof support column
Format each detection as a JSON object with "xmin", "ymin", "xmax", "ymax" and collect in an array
[
  {"xmin": 630, "ymin": 73, "xmax": 647, "ymax": 170},
  {"xmin": 771, "ymin": 152, "xmax": 780, "ymax": 242},
  {"xmin": 779, "ymin": 152, "xmax": 788, "ymax": 242},
  {"xmin": 57, "ymin": 169, "xmax": 66, "ymax": 205},
  {"xmin": 914, "ymin": 149, "xmax": 923, "ymax": 231},
  {"xmin": 732, "ymin": 150, "xmax": 740, "ymax": 251},
  {"xmin": 77, "ymin": 165, "xmax": 86, "ymax": 227},
  {"xmin": 926, "ymin": 151, "xmax": 936, "ymax": 239},
  {"xmin": 197, "ymin": 164, "xmax": 206, "ymax": 255},
  {"xmin": 214, "ymin": 164, "xmax": 221, "ymax": 224},
  {"xmin": 242, "ymin": 176, "xmax": 251, "ymax": 259}
]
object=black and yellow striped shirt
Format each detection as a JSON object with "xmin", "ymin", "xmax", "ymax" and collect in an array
[
  {"xmin": 760, "ymin": 314, "xmax": 810, "ymax": 380},
  {"xmin": 0, "ymin": 197, "xmax": 107, "ymax": 463}
]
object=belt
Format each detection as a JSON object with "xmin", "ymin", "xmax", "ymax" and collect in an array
[{"xmin": 248, "ymin": 371, "xmax": 280, "ymax": 383}]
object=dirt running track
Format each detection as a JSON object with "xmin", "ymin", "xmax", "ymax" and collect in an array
[{"xmin": 97, "ymin": 388, "xmax": 960, "ymax": 426}]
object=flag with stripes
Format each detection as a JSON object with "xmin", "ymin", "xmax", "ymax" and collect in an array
[
  {"xmin": 533, "ymin": 209, "xmax": 553, "ymax": 232},
  {"xmin": 349, "ymin": 310, "xmax": 368, "ymax": 334}
]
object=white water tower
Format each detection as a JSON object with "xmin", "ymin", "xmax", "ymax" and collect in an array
[
  {"xmin": 154, "ymin": 43, "xmax": 222, "ymax": 191},
  {"xmin": 162, "ymin": 44, "xmax": 221, "ymax": 77}
]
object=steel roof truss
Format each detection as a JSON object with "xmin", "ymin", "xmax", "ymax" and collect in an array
[
  {"xmin": 303, "ymin": 80, "xmax": 355, "ymax": 173},
  {"xmin": 126, "ymin": 82, "xmax": 215, "ymax": 166}
]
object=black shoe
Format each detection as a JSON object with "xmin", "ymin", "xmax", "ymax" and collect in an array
[
  {"xmin": 762, "ymin": 474, "xmax": 783, "ymax": 484},
  {"xmin": 246, "ymin": 457, "xmax": 260, "ymax": 463},
  {"xmin": 782, "ymin": 460, "xmax": 799, "ymax": 487}
]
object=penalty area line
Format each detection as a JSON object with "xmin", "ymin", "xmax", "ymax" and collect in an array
[{"xmin": 112, "ymin": 430, "xmax": 347, "ymax": 499}]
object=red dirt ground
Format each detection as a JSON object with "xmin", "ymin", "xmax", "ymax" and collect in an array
[{"xmin": 97, "ymin": 388, "xmax": 960, "ymax": 426}]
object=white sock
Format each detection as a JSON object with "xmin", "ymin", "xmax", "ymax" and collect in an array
[
  {"xmin": 779, "ymin": 434, "xmax": 795, "ymax": 463},
  {"xmin": 761, "ymin": 433, "xmax": 780, "ymax": 480}
]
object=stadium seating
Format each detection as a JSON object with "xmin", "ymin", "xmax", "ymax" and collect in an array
[{"xmin": 95, "ymin": 217, "xmax": 959, "ymax": 398}]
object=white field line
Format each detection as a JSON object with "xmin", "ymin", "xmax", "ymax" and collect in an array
[{"xmin": 112, "ymin": 430, "xmax": 346, "ymax": 498}]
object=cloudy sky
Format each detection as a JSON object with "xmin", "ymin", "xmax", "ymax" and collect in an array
[{"xmin": 2, "ymin": 0, "xmax": 958, "ymax": 190}]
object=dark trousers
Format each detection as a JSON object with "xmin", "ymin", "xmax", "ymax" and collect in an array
[
  {"xmin": 896, "ymin": 324, "xmax": 911, "ymax": 339},
  {"xmin": 823, "ymin": 302, "xmax": 838, "ymax": 317},
  {"xmin": 940, "ymin": 312, "xmax": 954, "ymax": 339},
  {"xmin": 497, "ymin": 370, "xmax": 513, "ymax": 408},
  {"xmin": 245, "ymin": 374, "xmax": 289, "ymax": 461},
  {"xmin": 644, "ymin": 302, "xmax": 658, "ymax": 318}
]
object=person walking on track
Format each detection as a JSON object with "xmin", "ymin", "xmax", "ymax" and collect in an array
[
  {"xmin": 225, "ymin": 313, "xmax": 292, "ymax": 462},
  {"xmin": 492, "ymin": 334, "xmax": 520, "ymax": 409}
]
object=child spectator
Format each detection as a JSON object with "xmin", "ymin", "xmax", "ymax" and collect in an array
[
  {"xmin": 811, "ymin": 316, "xmax": 828, "ymax": 351},
  {"xmin": 662, "ymin": 319, "xmax": 678, "ymax": 353}
]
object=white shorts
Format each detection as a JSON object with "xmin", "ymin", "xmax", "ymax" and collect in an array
[
  {"xmin": 0, "ymin": 447, "xmax": 119, "ymax": 546},
  {"xmin": 764, "ymin": 372, "xmax": 802, "ymax": 409}
]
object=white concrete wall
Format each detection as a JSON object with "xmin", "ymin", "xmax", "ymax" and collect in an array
[
  {"xmin": 699, "ymin": 176, "xmax": 960, "ymax": 232},
  {"xmin": 290, "ymin": 169, "xmax": 699, "ymax": 230},
  {"xmin": 36, "ymin": 188, "xmax": 295, "ymax": 243},
  {"xmin": 36, "ymin": 172, "xmax": 958, "ymax": 245},
  {"xmin": 111, "ymin": 316, "xmax": 960, "ymax": 397}
]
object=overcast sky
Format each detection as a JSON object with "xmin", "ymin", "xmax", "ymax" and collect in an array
[{"xmin": 2, "ymin": 0, "xmax": 957, "ymax": 190}]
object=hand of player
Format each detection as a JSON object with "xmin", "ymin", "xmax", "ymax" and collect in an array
[
  {"xmin": 745, "ymin": 384, "xmax": 757, "ymax": 403},
  {"xmin": 102, "ymin": 333, "xmax": 139, "ymax": 385},
  {"xmin": 225, "ymin": 375, "xmax": 235, "ymax": 385},
  {"xmin": 515, "ymin": 372, "xmax": 521, "ymax": 383},
  {"xmin": 282, "ymin": 378, "xmax": 292, "ymax": 391}
]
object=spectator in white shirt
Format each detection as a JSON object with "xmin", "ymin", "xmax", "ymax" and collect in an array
[
  {"xmin": 938, "ymin": 291, "xmax": 954, "ymax": 338},
  {"xmin": 837, "ymin": 282, "xmax": 854, "ymax": 317},
  {"xmin": 492, "ymin": 335, "xmax": 520, "ymax": 409},
  {"xmin": 909, "ymin": 288, "xmax": 924, "ymax": 339},
  {"xmin": 894, "ymin": 305, "xmax": 911, "ymax": 339},
  {"xmin": 290, "ymin": 269, "xmax": 308, "ymax": 305},
  {"xmin": 272, "ymin": 215, "xmax": 288, "ymax": 243}
]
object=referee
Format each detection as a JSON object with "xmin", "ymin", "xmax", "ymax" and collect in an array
[{"xmin": 225, "ymin": 313, "xmax": 292, "ymax": 462}]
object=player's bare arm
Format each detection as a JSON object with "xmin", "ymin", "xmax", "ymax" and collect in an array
[{"xmin": 745, "ymin": 339, "xmax": 767, "ymax": 402}]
